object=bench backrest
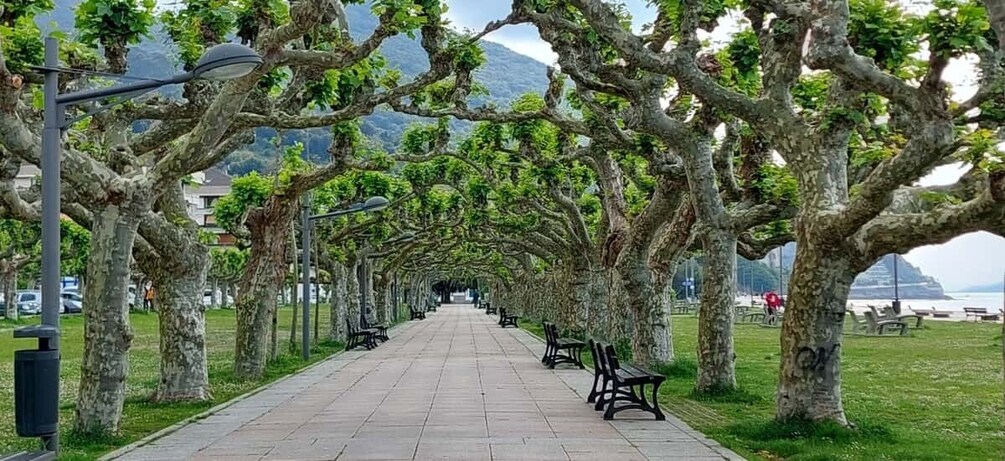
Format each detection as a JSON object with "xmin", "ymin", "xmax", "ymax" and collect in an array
[
  {"xmin": 847, "ymin": 311, "xmax": 865, "ymax": 327},
  {"xmin": 543, "ymin": 322, "xmax": 555, "ymax": 345},
  {"xmin": 363, "ymin": 304, "xmax": 378, "ymax": 326},
  {"xmin": 603, "ymin": 344, "xmax": 620, "ymax": 374},
  {"xmin": 964, "ymin": 307, "xmax": 987, "ymax": 313},
  {"xmin": 346, "ymin": 318, "xmax": 358, "ymax": 335},
  {"xmin": 588, "ymin": 339, "xmax": 618, "ymax": 378},
  {"xmin": 863, "ymin": 310, "xmax": 883, "ymax": 327},
  {"xmin": 588, "ymin": 339, "xmax": 605, "ymax": 376}
]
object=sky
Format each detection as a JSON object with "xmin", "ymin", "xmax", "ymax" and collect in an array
[{"xmin": 443, "ymin": 0, "xmax": 1005, "ymax": 291}]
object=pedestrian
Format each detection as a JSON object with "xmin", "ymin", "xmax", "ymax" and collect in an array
[
  {"xmin": 144, "ymin": 285, "xmax": 155, "ymax": 311},
  {"xmin": 763, "ymin": 291, "xmax": 780, "ymax": 316}
]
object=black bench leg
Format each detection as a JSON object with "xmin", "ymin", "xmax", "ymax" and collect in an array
[
  {"xmin": 603, "ymin": 387, "xmax": 618, "ymax": 420},
  {"xmin": 650, "ymin": 381, "xmax": 665, "ymax": 421},
  {"xmin": 594, "ymin": 377, "xmax": 611, "ymax": 411}
]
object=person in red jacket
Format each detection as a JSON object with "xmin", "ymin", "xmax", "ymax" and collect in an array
[{"xmin": 763, "ymin": 291, "xmax": 781, "ymax": 316}]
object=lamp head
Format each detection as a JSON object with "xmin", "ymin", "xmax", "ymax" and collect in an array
[
  {"xmin": 360, "ymin": 196, "xmax": 389, "ymax": 212},
  {"xmin": 192, "ymin": 43, "xmax": 263, "ymax": 81}
]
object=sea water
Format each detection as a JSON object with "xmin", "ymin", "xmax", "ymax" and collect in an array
[{"xmin": 848, "ymin": 292, "xmax": 1004, "ymax": 313}]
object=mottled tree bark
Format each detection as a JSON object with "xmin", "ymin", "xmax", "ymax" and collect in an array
[
  {"xmin": 289, "ymin": 220, "xmax": 301, "ymax": 351},
  {"xmin": 149, "ymin": 264, "xmax": 209, "ymax": 402},
  {"xmin": 234, "ymin": 199, "xmax": 297, "ymax": 379},
  {"xmin": 346, "ymin": 255, "xmax": 361, "ymax": 329},
  {"xmin": 210, "ymin": 278, "xmax": 219, "ymax": 308},
  {"xmin": 138, "ymin": 185, "xmax": 212, "ymax": 403},
  {"xmin": 776, "ymin": 242, "xmax": 854, "ymax": 424},
  {"xmin": 374, "ymin": 274, "xmax": 389, "ymax": 324},
  {"xmin": 696, "ymin": 229, "xmax": 737, "ymax": 392},
  {"xmin": 74, "ymin": 203, "xmax": 141, "ymax": 433},
  {"xmin": 330, "ymin": 262, "xmax": 347, "ymax": 343},
  {"xmin": 620, "ymin": 247, "xmax": 672, "ymax": 365},
  {"xmin": 221, "ymin": 282, "xmax": 230, "ymax": 308}
]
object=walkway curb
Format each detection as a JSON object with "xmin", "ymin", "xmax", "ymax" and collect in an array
[{"xmin": 100, "ymin": 320, "xmax": 411, "ymax": 461}]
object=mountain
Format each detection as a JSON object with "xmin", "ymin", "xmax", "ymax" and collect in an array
[
  {"xmin": 763, "ymin": 243, "xmax": 948, "ymax": 300},
  {"xmin": 41, "ymin": 2, "xmax": 550, "ymax": 172},
  {"xmin": 959, "ymin": 281, "xmax": 1005, "ymax": 293}
]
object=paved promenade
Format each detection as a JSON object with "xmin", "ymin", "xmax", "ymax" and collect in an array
[{"xmin": 107, "ymin": 305, "xmax": 741, "ymax": 461}]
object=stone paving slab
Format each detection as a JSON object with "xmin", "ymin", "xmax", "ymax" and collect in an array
[{"xmin": 106, "ymin": 305, "xmax": 742, "ymax": 461}]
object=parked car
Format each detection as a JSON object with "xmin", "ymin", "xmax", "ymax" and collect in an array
[
  {"xmin": 14, "ymin": 291, "xmax": 42, "ymax": 316},
  {"xmin": 60, "ymin": 291, "xmax": 83, "ymax": 314}
]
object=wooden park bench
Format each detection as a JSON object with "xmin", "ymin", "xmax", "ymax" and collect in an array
[
  {"xmin": 409, "ymin": 304, "xmax": 426, "ymax": 320},
  {"xmin": 485, "ymin": 302, "xmax": 497, "ymax": 315},
  {"xmin": 586, "ymin": 339, "xmax": 665, "ymax": 421},
  {"xmin": 362, "ymin": 306, "xmax": 389, "ymax": 342},
  {"xmin": 427, "ymin": 302, "xmax": 438, "ymax": 313},
  {"xmin": 863, "ymin": 311, "xmax": 908, "ymax": 336},
  {"xmin": 875, "ymin": 306, "xmax": 924, "ymax": 329},
  {"xmin": 912, "ymin": 307, "xmax": 953, "ymax": 318},
  {"xmin": 346, "ymin": 318, "xmax": 378, "ymax": 350},
  {"xmin": 541, "ymin": 322, "xmax": 585, "ymax": 369},
  {"xmin": 670, "ymin": 302, "xmax": 691, "ymax": 315},
  {"xmin": 498, "ymin": 307, "xmax": 519, "ymax": 328},
  {"xmin": 736, "ymin": 307, "xmax": 766, "ymax": 324},
  {"xmin": 964, "ymin": 307, "xmax": 1001, "ymax": 322}
]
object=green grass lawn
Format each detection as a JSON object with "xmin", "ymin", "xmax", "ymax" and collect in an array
[
  {"xmin": 0, "ymin": 306, "xmax": 341, "ymax": 460},
  {"xmin": 525, "ymin": 317, "xmax": 1004, "ymax": 461}
]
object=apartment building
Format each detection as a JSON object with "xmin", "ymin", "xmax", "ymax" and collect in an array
[{"xmin": 16, "ymin": 164, "xmax": 235, "ymax": 245}]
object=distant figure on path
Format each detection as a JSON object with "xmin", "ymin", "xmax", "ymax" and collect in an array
[
  {"xmin": 472, "ymin": 289, "xmax": 479, "ymax": 306},
  {"xmin": 763, "ymin": 291, "xmax": 781, "ymax": 316},
  {"xmin": 144, "ymin": 285, "xmax": 155, "ymax": 311}
]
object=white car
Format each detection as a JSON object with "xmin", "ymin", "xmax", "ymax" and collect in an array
[{"xmin": 60, "ymin": 291, "xmax": 83, "ymax": 313}]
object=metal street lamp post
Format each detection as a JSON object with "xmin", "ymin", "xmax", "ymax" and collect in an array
[
  {"xmin": 892, "ymin": 254, "xmax": 901, "ymax": 314},
  {"xmin": 301, "ymin": 196, "xmax": 389, "ymax": 360},
  {"xmin": 777, "ymin": 246, "xmax": 785, "ymax": 304},
  {"xmin": 15, "ymin": 38, "xmax": 260, "ymax": 453}
]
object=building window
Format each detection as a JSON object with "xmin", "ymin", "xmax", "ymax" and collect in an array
[{"xmin": 203, "ymin": 196, "xmax": 219, "ymax": 208}]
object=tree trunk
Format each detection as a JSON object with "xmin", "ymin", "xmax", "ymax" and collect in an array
[
  {"xmin": 3, "ymin": 266, "xmax": 17, "ymax": 320},
  {"xmin": 776, "ymin": 243, "xmax": 854, "ymax": 424},
  {"xmin": 289, "ymin": 220, "xmax": 300, "ymax": 352},
  {"xmin": 149, "ymin": 264, "xmax": 210, "ymax": 402},
  {"xmin": 74, "ymin": 203, "xmax": 140, "ymax": 434},
  {"xmin": 374, "ymin": 275, "xmax": 389, "ymax": 324},
  {"xmin": 234, "ymin": 199, "xmax": 297, "ymax": 379},
  {"xmin": 220, "ymin": 282, "xmax": 229, "ymax": 308},
  {"xmin": 136, "ymin": 183, "xmax": 212, "ymax": 403},
  {"xmin": 619, "ymin": 248, "xmax": 672, "ymax": 365},
  {"xmin": 696, "ymin": 230, "xmax": 737, "ymax": 393},
  {"xmin": 330, "ymin": 262, "xmax": 348, "ymax": 343},
  {"xmin": 210, "ymin": 278, "xmax": 219, "ymax": 308},
  {"xmin": 346, "ymin": 256, "xmax": 361, "ymax": 329}
]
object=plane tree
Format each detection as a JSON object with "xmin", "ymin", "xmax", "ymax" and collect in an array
[{"xmin": 548, "ymin": 0, "xmax": 1005, "ymax": 423}]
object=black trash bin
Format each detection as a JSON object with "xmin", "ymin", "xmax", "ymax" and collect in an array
[{"xmin": 13, "ymin": 325, "xmax": 60, "ymax": 439}]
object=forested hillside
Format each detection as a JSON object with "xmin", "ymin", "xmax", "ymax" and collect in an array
[{"xmin": 41, "ymin": 2, "xmax": 550, "ymax": 173}]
